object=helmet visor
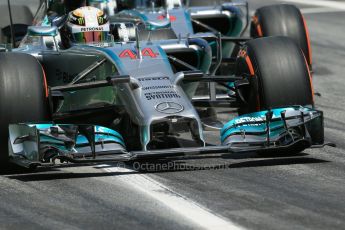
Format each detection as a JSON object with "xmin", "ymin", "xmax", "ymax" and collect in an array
[{"xmin": 72, "ymin": 31, "xmax": 108, "ymax": 44}]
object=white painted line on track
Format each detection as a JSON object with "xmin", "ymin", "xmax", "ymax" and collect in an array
[
  {"xmin": 102, "ymin": 165, "xmax": 245, "ymax": 230},
  {"xmin": 279, "ymin": 0, "xmax": 345, "ymax": 10}
]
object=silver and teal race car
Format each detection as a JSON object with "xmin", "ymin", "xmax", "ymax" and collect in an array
[{"xmin": 0, "ymin": 1, "xmax": 330, "ymax": 169}]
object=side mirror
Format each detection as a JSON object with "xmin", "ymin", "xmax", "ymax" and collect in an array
[
  {"xmin": 27, "ymin": 26, "xmax": 58, "ymax": 37},
  {"xmin": 27, "ymin": 26, "xmax": 59, "ymax": 51}
]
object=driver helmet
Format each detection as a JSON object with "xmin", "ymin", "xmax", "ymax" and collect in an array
[{"xmin": 64, "ymin": 6, "xmax": 110, "ymax": 45}]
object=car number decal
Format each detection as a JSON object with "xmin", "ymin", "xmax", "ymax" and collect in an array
[{"xmin": 119, "ymin": 48, "xmax": 159, "ymax": 59}]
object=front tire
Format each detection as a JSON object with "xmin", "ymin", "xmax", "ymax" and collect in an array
[
  {"xmin": 0, "ymin": 53, "xmax": 49, "ymax": 165},
  {"xmin": 236, "ymin": 36, "xmax": 314, "ymax": 114},
  {"xmin": 250, "ymin": 4, "xmax": 312, "ymax": 67}
]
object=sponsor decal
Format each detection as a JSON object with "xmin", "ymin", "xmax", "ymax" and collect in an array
[
  {"xmin": 81, "ymin": 27, "xmax": 104, "ymax": 32},
  {"xmin": 234, "ymin": 117, "xmax": 264, "ymax": 127},
  {"xmin": 119, "ymin": 48, "xmax": 159, "ymax": 59},
  {"xmin": 142, "ymin": 85, "xmax": 174, "ymax": 90},
  {"xmin": 138, "ymin": 76, "xmax": 169, "ymax": 82},
  {"xmin": 98, "ymin": 16, "xmax": 104, "ymax": 25},
  {"xmin": 145, "ymin": 91, "xmax": 181, "ymax": 100},
  {"xmin": 155, "ymin": 102, "xmax": 184, "ymax": 114},
  {"xmin": 56, "ymin": 69, "xmax": 75, "ymax": 83},
  {"xmin": 77, "ymin": 17, "xmax": 85, "ymax": 25}
]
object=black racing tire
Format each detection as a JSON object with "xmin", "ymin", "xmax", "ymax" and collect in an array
[
  {"xmin": 250, "ymin": 4, "xmax": 312, "ymax": 67},
  {"xmin": 0, "ymin": 53, "xmax": 49, "ymax": 165},
  {"xmin": 236, "ymin": 36, "xmax": 314, "ymax": 114}
]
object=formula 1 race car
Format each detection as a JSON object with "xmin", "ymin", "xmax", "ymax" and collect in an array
[{"xmin": 0, "ymin": 2, "xmax": 328, "ymax": 169}]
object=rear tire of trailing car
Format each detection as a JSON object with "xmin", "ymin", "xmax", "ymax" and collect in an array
[
  {"xmin": 236, "ymin": 36, "xmax": 314, "ymax": 114},
  {"xmin": 250, "ymin": 4, "xmax": 312, "ymax": 67},
  {"xmin": 0, "ymin": 53, "xmax": 49, "ymax": 166}
]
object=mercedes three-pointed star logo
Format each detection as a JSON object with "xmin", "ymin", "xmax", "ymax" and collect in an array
[{"xmin": 155, "ymin": 102, "xmax": 184, "ymax": 114}]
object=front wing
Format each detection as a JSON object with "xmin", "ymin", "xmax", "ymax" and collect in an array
[{"xmin": 8, "ymin": 107, "xmax": 331, "ymax": 169}]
